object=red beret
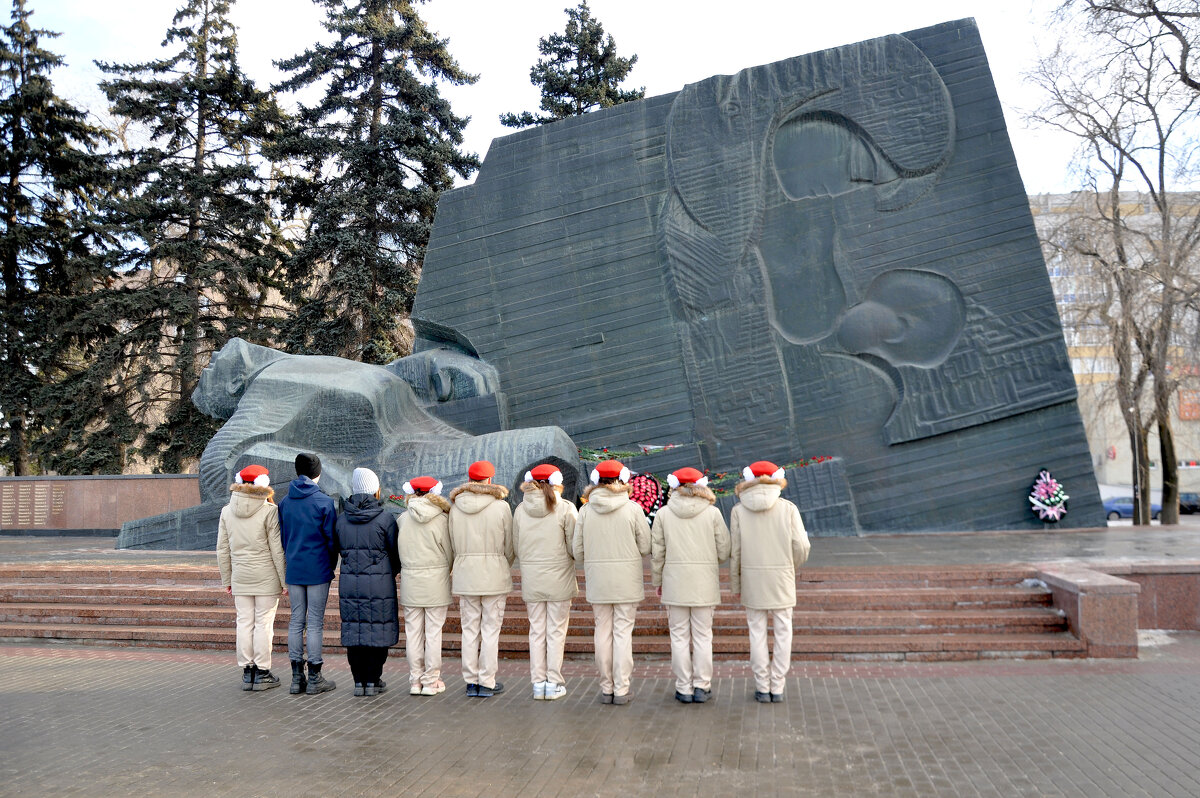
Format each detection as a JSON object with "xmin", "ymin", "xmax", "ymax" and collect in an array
[
  {"xmin": 529, "ymin": 464, "xmax": 561, "ymax": 481},
  {"xmin": 668, "ymin": 467, "xmax": 708, "ymax": 489},
  {"xmin": 594, "ymin": 459, "xmax": 626, "ymax": 480},
  {"xmin": 236, "ymin": 465, "xmax": 270, "ymax": 487},
  {"xmin": 408, "ymin": 476, "xmax": 440, "ymax": 493},
  {"xmin": 748, "ymin": 461, "xmax": 783, "ymax": 478},
  {"xmin": 468, "ymin": 460, "xmax": 495, "ymax": 481}
]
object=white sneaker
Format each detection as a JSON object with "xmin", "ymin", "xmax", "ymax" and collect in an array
[
  {"xmin": 533, "ymin": 681, "xmax": 546, "ymax": 700},
  {"xmin": 410, "ymin": 678, "xmax": 422, "ymax": 695},
  {"xmin": 419, "ymin": 680, "xmax": 446, "ymax": 696},
  {"xmin": 544, "ymin": 683, "xmax": 567, "ymax": 700}
]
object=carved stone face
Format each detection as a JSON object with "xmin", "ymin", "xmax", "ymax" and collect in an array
[{"xmin": 193, "ymin": 339, "xmax": 253, "ymax": 420}]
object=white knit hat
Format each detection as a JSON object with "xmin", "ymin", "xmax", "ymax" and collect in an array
[{"xmin": 352, "ymin": 467, "xmax": 380, "ymax": 496}]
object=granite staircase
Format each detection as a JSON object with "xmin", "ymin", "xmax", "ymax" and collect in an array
[{"xmin": 0, "ymin": 563, "xmax": 1085, "ymax": 661}]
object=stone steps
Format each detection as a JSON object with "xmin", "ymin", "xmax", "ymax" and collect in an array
[
  {"xmin": 0, "ymin": 563, "xmax": 1086, "ymax": 660},
  {"xmin": 0, "ymin": 601, "xmax": 1067, "ymax": 636}
]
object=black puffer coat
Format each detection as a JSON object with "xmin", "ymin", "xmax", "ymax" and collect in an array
[{"xmin": 335, "ymin": 493, "xmax": 400, "ymax": 648}]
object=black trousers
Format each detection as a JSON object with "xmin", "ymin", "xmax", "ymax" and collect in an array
[{"xmin": 346, "ymin": 646, "xmax": 389, "ymax": 684}]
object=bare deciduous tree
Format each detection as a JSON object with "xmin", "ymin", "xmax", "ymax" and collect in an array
[{"xmin": 1031, "ymin": 10, "xmax": 1200, "ymax": 524}]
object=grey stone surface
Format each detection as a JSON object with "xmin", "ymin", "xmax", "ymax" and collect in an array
[
  {"xmin": 412, "ymin": 18, "xmax": 1104, "ymax": 534},
  {"xmin": 118, "ymin": 339, "xmax": 579, "ymax": 550}
]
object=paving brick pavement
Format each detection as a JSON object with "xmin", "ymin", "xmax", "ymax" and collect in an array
[{"xmin": 1, "ymin": 634, "xmax": 1198, "ymax": 798}]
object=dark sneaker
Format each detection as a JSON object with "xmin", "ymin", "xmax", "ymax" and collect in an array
[
  {"xmin": 674, "ymin": 691, "xmax": 694, "ymax": 704},
  {"xmin": 354, "ymin": 682, "xmax": 366, "ymax": 696},
  {"xmin": 466, "ymin": 683, "xmax": 479, "ymax": 697},
  {"xmin": 364, "ymin": 682, "xmax": 377, "ymax": 696},
  {"xmin": 600, "ymin": 692, "xmax": 615, "ymax": 704},
  {"xmin": 242, "ymin": 666, "xmax": 254, "ymax": 691},
  {"xmin": 375, "ymin": 680, "xmax": 387, "ymax": 694},
  {"xmin": 253, "ymin": 669, "xmax": 281, "ymax": 691},
  {"xmin": 755, "ymin": 691, "xmax": 772, "ymax": 704},
  {"xmin": 770, "ymin": 693, "xmax": 784, "ymax": 703},
  {"xmin": 613, "ymin": 693, "xmax": 632, "ymax": 705},
  {"xmin": 491, "ymin": 681, "xmax": 504, "ymax": 695},
  {"xmin": 476, "ymin": 684, "xmax": 494, "ymax": 697},
  {"xmin": 692, "ymin": 688, "xmax": 711, "ymax": 704}
]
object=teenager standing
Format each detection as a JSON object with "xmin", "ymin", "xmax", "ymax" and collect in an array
[
  {"xmin": 449, "ymin": 460, "xmax": 514, "ymax": 698},
  {"xmin": 397, "ymin": 475, "xmax": 454, "ymax": 696},
  {"xmin": 730, "ymin": 461, "xmax": 810, "ymax": 703},
  {"xmin": 573, "ymin": 459, "xmax": 651, "ymax": 705},
  {"xmin": 652, "ymin": 467, "xmax": 731, "ymax": 704},
  {"xmin": 513, "ymin": 464, "xmax": 578, "ymax": 700},
  {"xmin": 216, "ymin": 464, "xmax": 287, "ymax": 691}
]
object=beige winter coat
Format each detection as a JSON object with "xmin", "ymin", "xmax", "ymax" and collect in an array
[
  {"xmin": 573, "ymin": 483, "xmax": 652, "ymax": 604},
  {"xmin": 216, "ymin": 484, "xmax": 286, "ymax": 596},
  {"xmin": 398, "ymin": 494, "xmax": 454, "ymax": 608},
  {"xmin": 513, "ymin": 483, "xmax": 579, "ymax": 602},
  {"xmin": 730, "ymin": 478, "xmax": 811, "ymax": 610},
  {"xmin": 449, "ymin": 482, "xmax": 514, "ymax": 597},
  {"xmin": 651, "ymin": 483, "xmax": 731, "ymax": 607}
]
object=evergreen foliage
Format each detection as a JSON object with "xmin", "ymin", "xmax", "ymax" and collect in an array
[
  {"xmin": 0, "ymin": 0, "xmax": 110, "ymax": 474},
  {"xmin": 53, "ymin": 0, "xmax": 289, "ymax": 473},
  {"xmin": 500, "ymin": 0, "xmax": 644, "ymax": 129},
  {"xmin": 273, "ymin": 0, "xmax": 479, "ymax": 364}
]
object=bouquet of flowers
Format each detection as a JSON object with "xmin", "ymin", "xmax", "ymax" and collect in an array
[{"xmin": 1029, "ymin": 470, "xmax": 1068, "ymax": 522}]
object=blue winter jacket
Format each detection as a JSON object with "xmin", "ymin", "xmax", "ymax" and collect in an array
[{"xmin": 277, "ymin": 477, "xmax": 338, "ymax": 585}]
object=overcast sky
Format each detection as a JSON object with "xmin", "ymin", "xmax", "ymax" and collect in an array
[{"xmin": 30, "ymin": 0, "xmax": 1078, "ymax": 192}]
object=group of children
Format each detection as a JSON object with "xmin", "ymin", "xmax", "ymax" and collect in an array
[{"xmin": 215, "ymin": 453, "xmax": 811, "ymax": 704}]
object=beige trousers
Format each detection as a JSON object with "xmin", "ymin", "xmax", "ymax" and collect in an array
[
  {"xmin": 233, "ymin": 595, "xmax": 279, "ymax": 669},
  {"xmin": 404, "ymin": 604, "xmax": 449, "ymax": 687},
  {"xmin": 667, "ymin": 605, "xmax": 714, "ymax": 693},
  {"xmin": 592, "ymin": 602, "xmax": 638, "ymax": 697},
  {"xmin": 459, "ymin": 594, "xmax": 506, "ymax": 688},
  {"xmin": 746, "ymin": 608, "xmax": 793, "ymax": 694},
  {"xmin": 527, "ymin": 599, "xmax": 572, "ymax": 685}
]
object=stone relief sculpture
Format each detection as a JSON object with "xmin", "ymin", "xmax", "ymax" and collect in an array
[
  {"xmin": 408, "ymin": 19, "xmax": 1104, "ymax": 533},
  {"xmin": 118, "ymin": 339, "xmax": 580, "ymax": 549}
]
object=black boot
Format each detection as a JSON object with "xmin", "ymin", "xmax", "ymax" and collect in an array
[
  {"xmin": 242, "ymin": 665, "xmax": 255, "ymax": 691},
  {"xmin": 253, "ymin": 668, "xmax": 281, "ymax": 691},
  {"xmin": 290, "ymin": 661, "xmax": 307, "ymax": 694},
  {"xmin": 306, "ymin": 662, "xmax": 336, "ymax": 694}
]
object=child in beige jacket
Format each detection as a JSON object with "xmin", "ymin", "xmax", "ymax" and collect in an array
[
  {"xmin": 730, "ymin": 461, "xmax": 810, "ymax": 703},
  {"xmin": 398, "ymin": 476, "xmax": 454, "ymax": 696},
  {"xmin": 513, "ymin": 464, "xmax": 578, "ymax": 700},
  {"xmin": 572, "ymin": 459, "xmax": 651, "ymax": 705},
  {"xmin": 216, "ymin": 464, "xmax": 287, "ymax": 692},
  {"xmin": 652, "ymin": 467, "xmax": 731, "ymax": 704},
  {"xmin": 449, "ymin": 460, "xmax": 514, "ymax": 698}
]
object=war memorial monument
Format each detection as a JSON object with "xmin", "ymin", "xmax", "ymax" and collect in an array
[{"xmin": 118, "ymin": 18, "xmax": 1105, "ymax": 549}]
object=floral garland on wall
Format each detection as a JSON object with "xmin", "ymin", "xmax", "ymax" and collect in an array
[{"xmin": 1029, "ymin": 470, "xmax": 1068, "ymax": 522}]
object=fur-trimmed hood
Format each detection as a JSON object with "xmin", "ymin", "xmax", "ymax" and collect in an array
[
  {"xmin": 228, "ymin": 482, "xmax": 274, "ymax": 518},
  {"xmin": 736, "ymin": 481, "xmax": 783, "ymax": 512},
  {"xmin": 450, "ymin": 481, "xmax": 509, "ymax": 514},
  {"xmin": 406, "ymin": 493, "xmax": 451, "ymax": 522},
  {"xmin": 666, "ymin": 481, "xmax": 716, "ymax": 519},
  {"xmin": 520, "ymin": 481, "xmax": 561, "ymax": 518},
  {"xmin": 583, "ymin": 481, "xmax": 630, "ymax": 514}
]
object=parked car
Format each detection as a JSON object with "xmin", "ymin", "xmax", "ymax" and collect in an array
[
  {"xmin": 1103, "ymin": 496, "xmax": 1161, "ymax": 521},
  {"xmin": 1179, "ymin": 492, "xmax": 1200, "ymax": 514}
]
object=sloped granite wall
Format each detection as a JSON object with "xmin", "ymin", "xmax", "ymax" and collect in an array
[{"xmin": 413, "ymin": 19, "xmax": 1104, "ymax": 533}]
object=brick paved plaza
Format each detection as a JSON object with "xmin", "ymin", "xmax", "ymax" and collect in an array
[{"xmin": 2, "ymin": 635, "xmax": 1199, "ymax": 797}]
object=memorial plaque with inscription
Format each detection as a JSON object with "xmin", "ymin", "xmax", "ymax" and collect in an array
[{"xmin": 411, "ymin": 18, "xmax": 1105, "ymax": 533}]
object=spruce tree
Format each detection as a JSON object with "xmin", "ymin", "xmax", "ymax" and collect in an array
[
  {"xmin": 0, "ymin": 0, "xmax": 110, "ymax": 474},
  {"xmin": 500, "ymin": 0, "xmax": 644, "ymax": 129},
  {"xmin": 274, "ymin": 0, "xmax": 479, "ymax": 363},
  {"xmin": 65, "ymin": 0, "xmax": 289, "ymax": 473}
]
